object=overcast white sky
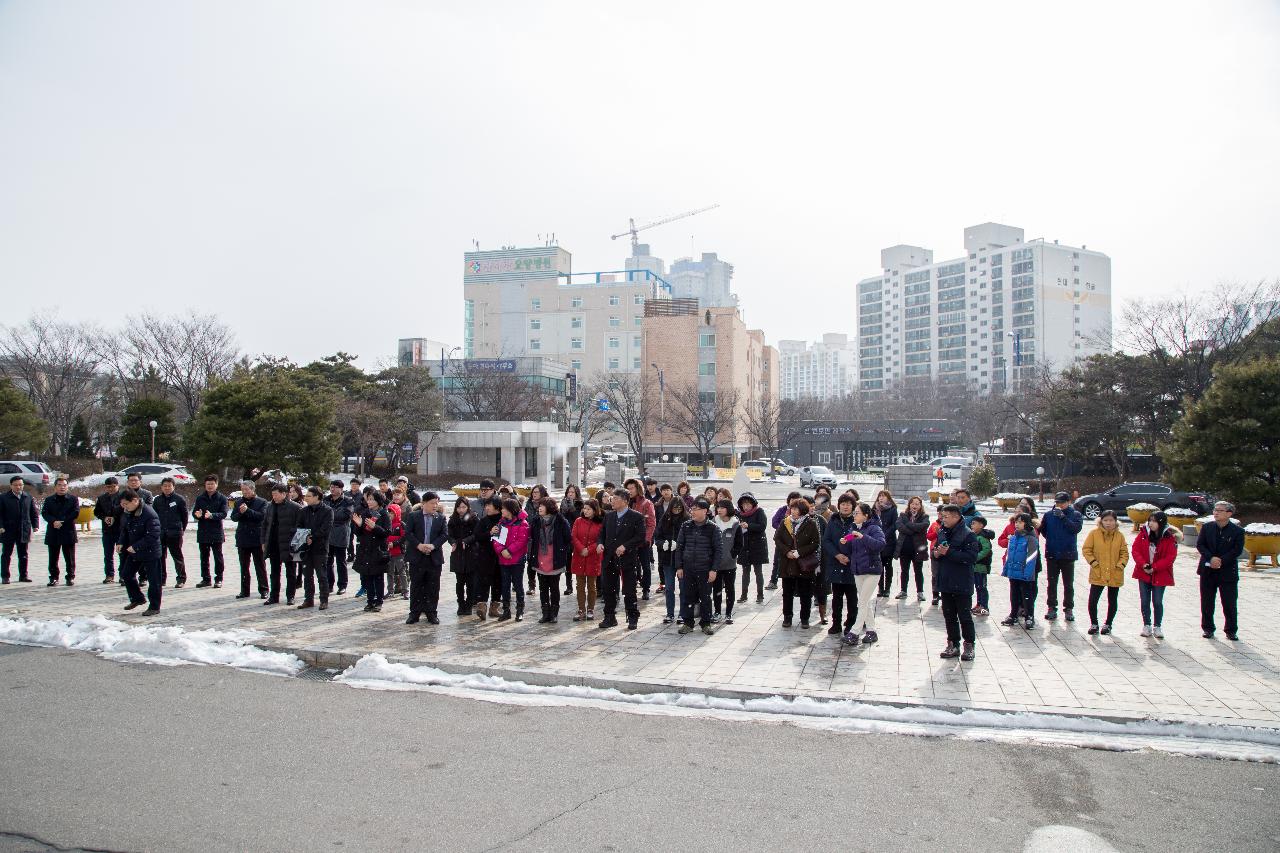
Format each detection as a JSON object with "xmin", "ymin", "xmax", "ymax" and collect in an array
[{"xmin": 2, "ymin": 1, "xmax": 1278, "ymax": 367}]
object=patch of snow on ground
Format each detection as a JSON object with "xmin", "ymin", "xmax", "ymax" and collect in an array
[
  {"xmin": 0, "ymin": 615, "xmax": 303, "ymax": 676},
  {"xmin": 335, "ymin": 654, "xmax": 1280, "ymax": 763},
  {"xmin": 1024, "ymin": 825, "xmax": 1120, "ymax": 853}
]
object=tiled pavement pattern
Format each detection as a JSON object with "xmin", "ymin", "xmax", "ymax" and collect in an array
[{"xmin": 4, "ymin": 518, "xmax": 1279, "ymax": 727}]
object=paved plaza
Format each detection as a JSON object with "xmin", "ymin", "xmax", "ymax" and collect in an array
[{"xmin": 3, "ymin": 503, "xmax": 1278, "ymax": 729}]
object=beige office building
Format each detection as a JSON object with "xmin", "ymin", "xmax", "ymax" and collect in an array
[{"xmin": 463, "ymin": 245, "xmax": 671, "ymax": 377}]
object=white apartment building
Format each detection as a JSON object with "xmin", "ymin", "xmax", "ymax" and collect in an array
[
  {"xmin": 667, "ymin": 252, "xmax": 737, "ymax": 308},
  {"xmin": 777, "ymin": 333, "xmax": 858, "ymax": 401},
  {"xmin": 463, "ymin": 245, "xmax": 671, "ymax": 377},
  {"xmin": 855, "ymin": 223, "xmax": 1112, "ymax": 393}
]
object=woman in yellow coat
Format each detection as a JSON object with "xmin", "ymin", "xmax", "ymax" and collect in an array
[{"xmin": 1082, "ymin": 509, "xmax": 1129, "ymax": 635}]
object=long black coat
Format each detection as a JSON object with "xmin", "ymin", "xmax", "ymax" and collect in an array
[
  {"xmin": 404, "ymin": 509, "xmax": 447, "ymax": 571},
  {"xmin": 299, "ymin": 502, "xmax": 333, "ymax": 563},
  {"xmin": 599, "ymin": 508, "xmax": 646, "ymax": 572},
  {"xmin": 896, "ymin": 510, "xmax": 930, "ymax": 560},
  {"xmin": 447, "ymin": 512, "xmax": 479, "ymax": 574},
  {"xmin": 262, "ymin": 498, "xmax": 305, "ymax": 556},
  {"xmin": 734, "ymin": 506, "xmax": 770, "ymax": 567},
  {"xmin": 40, "ymin": 493, "xmax": 79, "ymax": 545},
  {"xmin": 0, "ymin": 490, "xmax": 38, "ymax": 544},
  {"xmin": 526, "ymin": 512, "xmax": 572, "ymax": 572},
  {"xmin": 351, "ymin": 507, "xmax": 391, "ymax": 577},
  {"xmin": 229, "ymin": 495, "xmax": 268, "ymax": 548},
  {"xmin": 473, "ymin": 512, "xmax": 502, "ymax": 574},
  {"xmin": 192, "ymin": 491, "xmax": 229, "ymax": 544}
]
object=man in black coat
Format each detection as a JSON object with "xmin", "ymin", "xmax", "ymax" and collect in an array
[
  {"xmin": 40, "ymin": 476, "xmax": 80, "ymax": 586},
  {"xmin": 675, "ymin": 498, "xmax": 721, "ymax": 635},
  {"xmin": 323, "ymin": 480, "xmax": 355, "ymax": 595},
  {"xmin": 93, "ymin": 477, "xmax": 124, "ymax": 582},
  {"xmin": 0, "ymin": 475, "xmax": 39, "ymax": 583},
  {"xmin": 229, "ymin": 481, "xmax": 268, "ymax": 599},
  {"xmin": 122, "ymin": 472, "xmax": 155, "ymax": 507},
  {"xmin": 153, "ymin": 477, "xmax": 190, "ymax": 587},
  {"xmin": 262, "ymin": 483, "xmax": 304, "ymax": 605},
  {"xmin": 191, "ymin": 475, "xmax": 228, "ymax": 587},
  {"xmin": 597, "ymin": 488, "xmax": 646, "ymax": 630},
  {"xmin": 117, "ymin": 488, "xmax": 163, "ymax": 615},
  {"xmin": 404, "ymin": 492, "xmax": 448, "ymax": 625},
  {"xmin": 932, "ymin": 504, "xmax": 981, "ymax": 661},
  {"xmin": 1197, "ymin": 500, "xmax": 1247, "ymax": 640},
  {"xmin": 298, "ymin": 486, "xmax": 334, "ymax": 609}
]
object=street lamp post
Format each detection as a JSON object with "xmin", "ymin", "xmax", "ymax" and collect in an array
[
  {"xmin": 650, "ymin": 362, "xmax": 665, "ymax": 459},
  {"xmin": 1036, "ymin": 465, "xmax": 1045, "ymax": 503},
  {"xmin": 149, "ymin": 420, "xmax": 158, "ymax": 462}
]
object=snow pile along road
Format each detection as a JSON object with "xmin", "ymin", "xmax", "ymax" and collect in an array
[
  {"xmin": 337, "ymin": 654, "xmax": 1280, "ymax": 764},
  {"xmin": 0, "ymin": 615, "xmax": 304, "ymax": 676}
]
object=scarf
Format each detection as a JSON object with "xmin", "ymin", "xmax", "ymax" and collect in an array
[{"xmin": 538, "ymin": 513, "xmax": 556, "ymax": 560}]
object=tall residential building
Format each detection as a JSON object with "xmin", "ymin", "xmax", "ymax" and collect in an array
[
  {"xmin": 856, "ymin": 223, "xmax": 1112, "ymax": 393},
  {"xmin": 463, "ymin": 245, "xmax": 671, "ymax": 377},
  {"xmin": 777, "ymin": 333, "xmax": 858, "ymax": 401},
  {"xmin": 641, "ymin": 300, "xmax": 778, "ymax": 465},
  {"xmin": 666, "ymin": 252, "xmax": 737, "ymax": 307}
]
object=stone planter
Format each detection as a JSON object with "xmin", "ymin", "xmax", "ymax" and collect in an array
[
  {"xmin": 995, "ymin": 498, "xmax": 1023, "ymax": 510},
  {"xmin": 927, "ymin": 490, "xmax": 941, "ymax": 504},
  {"xmin": 1245, "ymin": 534, "xmax": 1280, "ymax": 569},
  {"xmin": 1126, "ymin": 507, "xmax": 1158, "ymax": 527},
  {"xmin": 76, "ymin": 504, "xmax": 96, "ymax": 532},
  {"xmin": 452, "ymin": 486, "xmax": 481, "ymax": 498}
]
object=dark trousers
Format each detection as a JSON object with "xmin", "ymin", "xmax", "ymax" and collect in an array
[
  {"xmin": 469, "ymin": 562, "xmax": 494, "ymax": 606},
  {"xmin": 601, "ymin": 561, "xmax": 640, "ymax": 621},
  {"xmin": 1200, "ymin": 572, "xmax": 1239, "ymax": 635},
  {"xmin": 267, "ymin": 550, "xmax": 298, "ymax": 602},
  {"xmin": 899, "ymin": 555, "xmax": 924, "ymax": 594},
  {"xmin": 830, "ymin": 581, "xmax": 857, "ymax": 631},
  {"xmin": 526, "ymin": 564, "xmax": 536, "ymax": 591},
  {"xmin": 1, "ymin": 540, "xmax": 30, "ymax": 580},
  {"xmin": 769, "ymin": 551, "xmax": 781, "ymax": 585},
  {"xmin": 199, "ymin": 542, "xmax": 225, "ymax": 583},
  {"xmin": 564, "ymin": 554, "xmax": 574, "ymax": 594},
  {"xmin": 327, "ymin": 545, "xmax": 348, "ymax": 592},
  {"xmin": 301, "ymin": 551, "xmax": 330, "ymax": 605},
  {"xmin": 364, "ymin": 572, "xmax": 385, "ymax": 607},
  {"xmin": 123, "ymin": 557, "xmax": 162, "ymax": 610},
  {"xmin": 1008, "ymin": 576, "xmax": 1038, "ymax": 619},
  {"xmin": 409, "ymin": 563, "xmax": 441, "ymax": 617},
  {"xmin": 639, "ymin": 546, "xmax": 653, "ymax": 593},
  {"xmin": 537, "ymin": 573, "xmax": 561, "ymax": 616},
  {"xmin": 160, "ymin": 533, "xmax": 185, "ymax": 584},
  {"xmin": 739, "ymin": 563, "xmax": 764, "ymax": 599},
  {"xmin": 781, "ymin": 576, "xmax": 813, "ymax": 623},
  {"xmin": 453, "ymin": 570, "xmax": 469, "ymax": 610},
  {"xmin": 102, "ymin": 532, "xmax": 117, "ymax": 578},
  {"xmin": 940, "ymin": 591, "xmax": 975, "ymax": 644},
  {"xmin": 1087, "ymin": 584, "xmax": 1119, "ymax": 626},
  {"xmin": 47, "ymin": 541, "xmax": 76, "ymax": 581},
  {"xmin": 237, "ymin": 545, "xmax": 266, "ymax": 596},
  {"xmin": 1046, "ymin": 558, "xmax": 1076, "ymax": 610},
  {"xmin": 500, "ymin": 564, "xmax": 525, "ymax": 613},
  {"xmin": 974, "ymin": 573, "xmax": 989, "ymax": 609},
  {"xmin": 878, "ymin": 553, "xmax": 894, "ymax": 595},
  {"xmin": 713, "ymin": 567, "xmax": 736, "ymax": 617},
  {"xmin": 680, "ymin": 571, "xmax": 713, "ymax": 626}
]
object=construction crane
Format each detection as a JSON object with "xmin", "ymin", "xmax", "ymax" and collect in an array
[{"xmin": 611, "ymin": 204, "xmax": 720, "ymax": 251}]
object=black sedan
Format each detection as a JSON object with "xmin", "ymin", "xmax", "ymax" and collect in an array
[{"xmin": 1073, "ymin": 482, "xmax": 1214, "ymax": 520}]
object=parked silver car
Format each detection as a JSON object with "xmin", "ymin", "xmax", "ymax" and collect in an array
[
  {"xmin": 798, "ymin": 465, "xmax": 837, "ymax": 488},
  {"xmin": 0, "ymin": 460, "xmax": 60, "ymax": 491}
]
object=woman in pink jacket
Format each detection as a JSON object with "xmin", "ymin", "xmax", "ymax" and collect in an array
[{"xmin": 493, "ymin": 498, "xmax": 530, "ymax": 621}]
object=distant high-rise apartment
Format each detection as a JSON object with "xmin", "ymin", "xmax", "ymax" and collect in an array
[
  {"xmin": 666, "ymin": 252, "xmax": 736, "ymax": 308},
  {"xmin": 777, "ymin": 334, "xmax": 858, "ymax": 401},
  {"xmin": 856, "ymin": 223, "xmax": 1112, "ymax": 393}
]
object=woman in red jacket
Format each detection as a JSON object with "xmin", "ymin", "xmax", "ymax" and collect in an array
[
  {"xmin": 570, "ymin": 498, "xmax": 604, "ymax": 621},
  {"xmin": 493, "ymin": 498, "xmax": 531, "ymax": 621},
  {"xmin": 1131, "ymin": 511, "xmax": 1179, "ymax": 639}
]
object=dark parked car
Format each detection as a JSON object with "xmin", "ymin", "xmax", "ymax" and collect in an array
[{"xmin": 1073, "ymin": 482, "xmax": 1213, "ymax": 520}]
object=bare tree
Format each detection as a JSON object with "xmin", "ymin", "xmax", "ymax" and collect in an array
[
  {"xmin": 662, "ymin": 383, "xmax": 741, "ymax": 471},
  {"xmin": 445, "ymin": 362, "xmax": 555, "ymax": 422},
  {"xmin": 337, "ymin": 397, "xmax": 390, "ymax": 479},
  {"xmin": 112, "ymin": 312, "xmax": 239, "ymax": 421},
  {"xmin": 600, "ymin": 372, "xmax": 653, "ymax": 468},
  {"xmin": 0, "ymin": 315, "xmax": 101, "ymax": 453},
  {"xmin": 744, "ymin": 396, "xmax": 829, "ymax": 470}
]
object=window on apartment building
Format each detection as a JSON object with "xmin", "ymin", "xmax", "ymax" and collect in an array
[
  {"xmin": 633, "ymin": 294, "xmax": 644, "ymax": 305},
  {"xmin": 609, "ymin": 295, "xmax": 620, "ymax": 306},
  {"xmin": 609, "ymin": 316, "xmax": 620, "ymax": 327},
  {"xmin": 571, "ymin": 297, "xmax": 583, "ymax": 308},
  {"xmin": 529, "ymin": 319, "xmax": 541, "ymax": 330},
  {"xmin": 634, "ymin": 315, "xmax": 642, "ymax": 326},
  {"xmin": 699, "ymin": 362, "xmax": 716, "ymax": 376},
  {"xmin": 571, "ymin": 316, "xmax": 582, "ymax": 328},
  {"xmin": 571, "ymin": 360, "xmax": 582, "ymax": 370},
  {"xmin": 632, "ymin": 335, "xmax": 641, "ymax": 348},
  {"xmin": 633, "ymin": 357, "xmax": 641, "ymax": 369},
  {"xmin": 529, "ymin": 339, "xmax": 541, "ymax": 351},
  {"xmin": 699, "ymin": 333, "xmax": 716, "ymax": 347},
  {"xmin": 609, "ymin": 358, "xmax": 620, "ymax": 369},
  {"xmin": 530, "ymin": 298, "xmax": 541, "ymax": 311},
  {"xmin": 571, "ymin": 338, "xmax": 583, "ymax": 350},
  {"xmin": 608, "ymin": 337, "xmax": 619, "ymax": 348}
]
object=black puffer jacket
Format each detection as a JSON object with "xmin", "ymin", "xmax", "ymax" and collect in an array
[
  {"xmin": 674, "ymin": 518, "xmax": 721, "ymax": 574},
  {"xmin": 734, "ymin": 500, "xmax": 769, "ymax": 566}
]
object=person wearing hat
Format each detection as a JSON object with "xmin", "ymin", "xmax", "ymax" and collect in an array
[
  {"xmin": 734, "ymin": 493, "xmax": 769, "ymax": 603},
  {"xmin": 1040, "ymin": 491, "xmax": 1084, "ymax": 622},
  {"xmin": 674, "ymin": 498, "xmax": 720, "ymax": 635},
  {"xmin": 396, "ymin": 476, "xmax": 421, "ymax": 505}
]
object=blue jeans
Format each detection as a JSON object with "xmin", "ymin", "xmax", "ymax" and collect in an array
[
  {"xmin": 1138, "ymin": 580, "xmax": 1165, "ymax": 627},
  {"xmin": 974, "ymin": 573, "xmax": 989, "ymax": 609},
  {"xmin": 500, "ymin": 564, "xmax": 525, "ymax": 613},
  {"xmin": 661, "ymin": 564, "xmax": 678, "ymax": 617}
]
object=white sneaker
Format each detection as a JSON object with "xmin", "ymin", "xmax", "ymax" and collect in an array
[
  {"xmin": 1140, "ymin": 624, "xmax": 1152, "ymax": 638},
  {"xmin": 1153, "ymin": 626, "xmax": 1164, "ymax": 639}
]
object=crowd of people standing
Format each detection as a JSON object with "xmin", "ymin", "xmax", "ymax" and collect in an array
[{"xmin": 0, "ymin": 472, "xmax": 1248, "ymax": 652}]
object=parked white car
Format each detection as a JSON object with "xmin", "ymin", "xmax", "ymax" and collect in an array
[
  {"xmin": 799, "ymin": 465, "xmax": 837, "ymax": 488},
  {"xmin": 116, "ymin": 463, "xmax": 197, "ymax": 486}
]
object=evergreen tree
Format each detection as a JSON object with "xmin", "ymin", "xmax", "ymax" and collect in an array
[
  {"xmin": 67, "ymin": 416, "xmax": 94, "ymax": 459},
  {"xmin": 1164, "ymin": 357, "xmax": 1280, "ymax": 508},
  {"xmin": 0, "ymin": 378, "xmax": 47, "ymax": 455},
  {"xmin": 117, "ymin": 398, "xmax": 179, "ymax": 461}
]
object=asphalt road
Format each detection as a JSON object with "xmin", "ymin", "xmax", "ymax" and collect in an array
[{"xmin": 0, "ymin": 645, "xmax": 1276, "ymax": 853}]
